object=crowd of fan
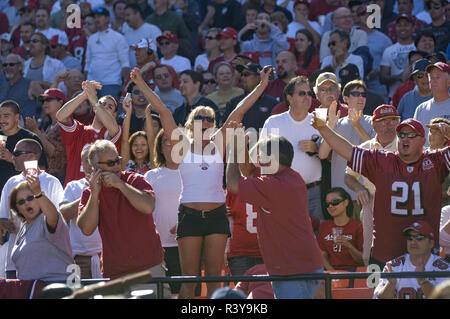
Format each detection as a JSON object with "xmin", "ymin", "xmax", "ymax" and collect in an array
[{"xmin": 0, "ymin": 0, "xmax": 450, "ymax": 299}]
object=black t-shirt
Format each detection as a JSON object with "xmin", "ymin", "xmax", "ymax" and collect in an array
[
  {"xmin": 116, "ymin": 113, "xmax": 146, "ymax": 137},
  {"xmin": 0, "ymin": 128, "xmax": 48, "ymax": 189}
]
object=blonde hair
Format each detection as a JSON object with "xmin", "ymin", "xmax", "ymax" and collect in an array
[{"xmin": 184, "ymin": 106, "xmax": 216, "ymax": 138}]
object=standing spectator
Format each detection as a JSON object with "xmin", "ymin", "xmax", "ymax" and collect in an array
[
  {"xmin": 319, "ymin": 7, "xmax": 368, "ymax": 62},
  {"xmin": 0, "ymin": 138, "xmax": 63, "ymax": 279},
  {"xmin": 397, "ymin": 59, "xmax": 433, "ymax": 121},
  {"xmin": 265, "ymin": 51, "xmax": 298, "ymax": 102},
  {"xmin": 208, "ymin": 27, "xmax": 240, "ymax": 72},
  {"xmin": 194, "ymin": 28, "xmax": 221, "ymax": 72},
  {"xmin": 51, "ymin": 69, "xmax": 85, "ymax": 102},
  {"xmin": 421, "ymin": 0, "xmax": 450, "ymax": 53},
  {"xmin": 55, "ymin": 81, "xmax": 122, "ymax": 185},
  {"xmin": 414, "ymin": 62, "xmax": 450, "ymax": 146},
  {"xmin": 374, "ymin": 221, "xmax": 450, "ymax": 299},
  {"xmin": 157, "ymin": 31, "xmax": 191, "ymax": 74},
  {"xmin": 384, "ymin": 0, "xmax": 426, "ymax": 43},
  {"xmin": 318, "ymin": 187, "xmax": 364, "ymax": 271},
  {"xmin": 153, "ymin": 64, "xmax": 185, "ymax": 113},
  {"xmin": 49, "ymin": 34, "xmax": 82, "ymax": 72},
  {"xmin": 286, "ymin": 0, "xmax": 322, "ymax": 47},
  {"xmin": 34, "ymin": 8, "xmax": 66, "ymax": 42},
  {"xmin": 293, "ymin": 29, "xmax": 320, "ymax": 78},
  {"xmin": 77, "ymin": 140, "xmax": 166, "ymax": 287},
  {"xmin": 260, "ymin": 76, "xmax": 325, "ymax": 220},
  {"xmin": 12, "ymin": 22, "xmax": 35, "ymax": 61},
  {"xmin": 172, "ymin": 70, "xmax": 218, "ymax": 125},
  {"xmin": 85, "ymin": 8, "xmax": 130, "ymax": 100},
  {"xmin": 122, "ymin": 4, "xmax": 162, "ymax": 69},
  {"xmin": 111, "ymin": 0, "xmax": 127, "ymax": 33},
  {"xmin": 59, "ymin": 144, "xmax": 102, "ymax": 279},
  {"xmin": 198, "ymin": 0, "xmax": 245, "ymax": 32},
  {"xmin": 0, "ymin": 53, "xmax": 38, "ymax": 120},
  {"xmin": 4, "ymin": 0, "xmax": 24, "ymax": 28},
  {"xmin": 25, "ymin": 89, "xmax": 67, "ymax": 184},
  {"xmin": 240, "ymin": 11, "xmax": 290, "ymax": 68},
  {"xmin": 145, "ymin": 0, "xmax": 190, "ymax": 40},
  {"xmin": 117, "ymin": 82, "xmax": 149, "ymax": 136},
  {"xmin": 380, "ymin": 14, "xmax": 417, "ymax": 100},
  {"xmin": 414, "ymin": 30, "xmax": 437, "ymax": 55},
  {"xmin": 144, "ymin": 129, "xmax": 183, "ymax": 295},
  {"xmin": 226, "ymin": 135, "xmax": 323, "ymax": 299}
]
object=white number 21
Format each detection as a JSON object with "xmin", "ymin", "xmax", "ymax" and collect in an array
[{"xmin": 391, "ymin": 181, "xmax": 424, "ymax": 216}]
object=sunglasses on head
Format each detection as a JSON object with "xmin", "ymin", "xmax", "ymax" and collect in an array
[
  {"xmin": 194, "ymin": 115, "xmax": 215, "ymax": 123},
  {"xmin": 350, "ymin": 91, "xmax": 367, "ymax": 98},
  {"xmin": 297, "ymin": 90, "xmax": 313, "ymax": 97},
  {"xmin": 397, "ymin": 132, "xmax": 421, "ymax": 139},
  {"xmin": 16, "ymin": 195, "xmax": 35, "ymax": 206},
  {"xmin": 2, "ymin": 62, "xmax": 20, "ymax": 67},
  {"xmin": 204, "ymin": 79, "xmax": 216, "ymax": 85},
  {"xmin": 328, "ymin": 41, "xmax": 337, "ymax": 47},
  {"xmin": 97, "ymin": 156, "xmax": 122, "ymax": 167},
  {"xmin": 406, "ymin": 234, "xmax": 426, "ymax": 241},
  {"xmin": 325, "ymin": 198, "xmax": 345, "ymax": 207},
  {"xmin": 12, "ymin": 150, "xmax": 33, "ymax": 157}
]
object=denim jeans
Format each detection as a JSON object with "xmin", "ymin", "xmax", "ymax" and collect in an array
[
  {"xmin": 228, "ymin": 256, "xmax": 264, "ymax": 276},
  {"xmin": 271, "ymin": 268, "xmax": 324, "ymax": 299},
  {"xmin": 307, "ymin": 184, "xmax": 324, "ymax": 220}
]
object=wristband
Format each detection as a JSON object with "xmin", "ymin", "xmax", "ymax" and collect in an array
[{"xmin": 34, "ymin": 192, "xmax": 44, "ymax": 199}]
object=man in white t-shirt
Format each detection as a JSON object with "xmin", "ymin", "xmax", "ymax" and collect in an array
[
  {"xmin": 286, "ymin": 0, "xmax": 322, "ymax": 45},
  {"xmin": 157, "ymin": 31, "xmax": 191, "ymax": 74},
  {"xmin": 374, "ymin": 220, "xmax": 450, "ymax": 299},
  {"xmin": 380, "ymin": 14, "xmax": 417, "ymax": 99},
  {"xmin": 0, "ymin": 139, "xmax": 64, "ymax": 279},
  {"xmin": 122, "ymin": 4, "xmax": 162, "ymax": 68},
  {"xmin": 260, "ymin": 76, "xmax": 324, "ymax": 220},
  {"xmin": 60, "ymin": 144, "xmax": 102, "ymax": 279}
]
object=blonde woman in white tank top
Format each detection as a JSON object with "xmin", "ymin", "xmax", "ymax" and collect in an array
[{"xmin": 130, "ymin": 66, "xmax": 273, "ymax": 299}]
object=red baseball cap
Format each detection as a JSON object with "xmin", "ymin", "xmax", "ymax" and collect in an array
[
  {"xmin": 372, "ymin": 104, "xmax": 400, "ymax": 122},
  {"xmin": 294, "ymin": 0, "xmax": 309, "ymax": 7},
  {"xmin": 396, "ymin": 13, "xmax": 413, "ymax": 24},
  {"xmin": 218, "ymin": 27, "xmax": 238, "ymax": 40},
  {"xmin": 49, "ymin": 34, "xmax": 69, "ymax": 47},
  {"xmin": 39, "ymin": 88, "xmax": 66, "ymax": 103},
  {"xmin": 396, "ymin": 118, "xmax": 425, "ymax": 137},
  {"xmin": 426, "ymin": 62, "xmax": 450, "ymax": 75},
  {"xmin": 402, "ymin": 221, "xmax": 434, "ymax": 239},
  {"xmin": 157, "ymin": 31, "xmax": 178, "ymax": 44}
]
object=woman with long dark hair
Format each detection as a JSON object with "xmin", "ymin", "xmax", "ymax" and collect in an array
[{"xmin": 293, "ymin": 29, "xmax": 320, "ymax": 77}]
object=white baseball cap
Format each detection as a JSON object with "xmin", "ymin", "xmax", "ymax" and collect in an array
[
  {"xmin": 0, "ymin": 33, "xmax": 11, "ymax": 42},
  {"xmin": 133, "ymin": 38, "xmax": 156, "ymax": 53}
]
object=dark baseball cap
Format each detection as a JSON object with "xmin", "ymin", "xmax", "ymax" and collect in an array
[
  {"xmin": 396, "ymin": 118, "xmax": 425, "ymax": 137},
  {"xmin": 411, "ymin": 59, "xmax": 432, "ymax": 76},
  {"xmin": 236, "ymin": 62, "xmax": 262, "ymax": 74},
  {"xmin": 94, "ymin": 7, "xmax": 110, "ymax": 16}
]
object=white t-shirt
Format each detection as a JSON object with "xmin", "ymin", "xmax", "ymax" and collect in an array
[
  {"xmin": 144, "ymin": 167, "xmax": 182, "ymax": 247},
  {"xmin": 161, "ymin": 55, "xmax": 192, "ymax": 74},
  {"xmin": 380, "ymin": 42, "xmax": 416, "ymax": 98},
  {"xmin": 440, "ymin": 205, "xmax": 450, "ymax": 253},
  {"xmin": 286, "ymin": 21, "xmax": 322, "ymax": 39},
  {"xmin": 194, "ymin": 53, "xmax": 209, "ymax": 72},
  {"xmin": 260, "ymin": 112, "xmax": 322, "ymax": 184},
  {"xmin": 0, "ymin": 172, "xmax": 64, "ymax": 272},
  {"xmin": 123, "ymin": 22, "xmax": 162, "ymax": 68},
  {"xmin": 321, "ymin": 53, "xmax": 364, "ymax": 82},
  {"xmin": 62, "ymin": 178, "xmax": 102, "ymax": 257},
  {"xmin": 374, "ymin": 253, "xmax": 450, "ymax": 299}
]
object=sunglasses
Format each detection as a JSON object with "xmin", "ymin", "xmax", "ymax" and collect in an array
[
  {"xmin": 325, "ymin": 198, "xmax": 346, "ymax": 207},
  {"xmin": 159, "ymin": 41, "xmax": 171, "ymax": 46},
  {"xmin": 13, "ymin": 150, "xmax": 34, "ymax": 157},
  {"xmin": 406, "ymin": 234, "xmax": 426, "ymax": 241},
  {"xmin": 97, "ymin": 156, "xmax": 122, "ymax": 167},
  {"xmin": 415, "ymin": 73, "xmax": 427, "ymax": 79},
  {"xmin": 328, "ymin": 41, "xmax": 337, "ymax": 47},
  {"xmin": 350, "ymin": 91, "xmax": 367, "ymax": 98},
  {"xmin": 397, "ymin": 132, "xmax": 421, "ymax": 139},
  {"xmin": 205, "ymin": 36, "xmax": 217, "ymax": 40},
  {"xmin": 30, "ymin": 39, "xmax": 41, "ymax": 43},
  {"xmin": 16, "ymin": 195, "xmax": 35, "ymax": 206},
  {"xmin": 194, "ymin": 115, "xmax": 215, "ymax": 123},
  {"xmin": 297, "ymin": 90, "xmax": 313, "ymax": 97},
  {"xmin": 2, "ymin": 62, "xmax": 20, "ymax": 67},
  {"xmin": 204, "ymin": 79, "xmax": 216, "ymax": 85}
]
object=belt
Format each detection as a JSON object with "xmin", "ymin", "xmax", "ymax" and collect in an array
[
  {"xmin": 179, "ymin": 204, "xmax": 225, "ymax": 218},
  {"xmin": 306, "ymin": 181, "xmax": 321, "ymax": 189}
]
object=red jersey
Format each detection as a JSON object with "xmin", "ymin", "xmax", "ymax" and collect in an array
[
  {"xmin": 265, "ymin": 78, "xmax": 286, "ymax": 102},
  {"xmin": 66, "ymin": 27, "xmax": 87, "ymax": 71},
  {"xmin": 295, "ymin": 54, "xmax": 321, "ymax": 78},
  {"xmin": 317, "ymin": 219, "xmax": 364, "ymax": 271},
  {"xmin": 348, "ymin": 146, "xmax": 449, "ymax": 262},
  {"xmin": 79, "ymin": 171, "xmax": 164, "ymax": 279},
  {"xmin": 226, "ymin": 193, "xmax": 262, "ymax": 259},
  {"xmin": 238, "ymin": 168, "xmax": 323, "ymax": 275},
  {"xmin": 58, "ymin": 118, "xmax": 122, "ymax": 186}
]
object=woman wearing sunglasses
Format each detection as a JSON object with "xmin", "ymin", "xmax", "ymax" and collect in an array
[
  {"xmin": 194, "ymin": 28, "xmax": 222, "ymax": 73},
  {"xmin": 130, "ymin": 65, "xmax": 272, "ymax": 298},
  {"xmin": 8, "ymin": 175, "xmax": 73, "ymax": 281},
  {"xmin": 317, "ymin": 187, "xmax": 364, "ymax": 271}
]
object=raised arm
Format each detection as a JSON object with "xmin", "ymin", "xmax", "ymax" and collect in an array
[
  {"xmin": 56, "ymin": 90, "xmax": 89, "ymax": 124},
  {"xmin": 27, "ymin": 175, "xmax": 59, "ymax": 231},
  {"xmin": 144, "ymin": 105, "xmax": 157, "ymax": 168},
  {"xmin": 120, "ymin": 98, "xmax": 132, "ymax": 170}
]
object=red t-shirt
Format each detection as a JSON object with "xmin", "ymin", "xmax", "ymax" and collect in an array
[
  {"xmin": 226, "ymin": 193, "xmax": 262, "ymax": 259},
  {"xmin": 238, "ymin": 168, "xmax": 323, "ymax": 275},
  {"xmin": 66, "ymin": 27, "xmax": 87, "ymax": 71},
  {"xmin": 265, "ymin": 78, "xmax": 286, "ymax": 101},
  {"xmin": 392, "ymin": 80, "xmax": 415, "ymax": 107},
  {"xmin": 58, "ymin": 118, "xmax": 122, "ymax": 186},
  {"xmin": 348, "ymin": 146, "xmax": 449, "ymax": 262},
  {"xmin": 317, "ymin": 219, "xmax": 364, "ymax": 271},
  {"xmin": 295, "ymin": 54, "xmax": 321, "ymax": 78},
  {"xmin": 79, "ymin": 171, "xmax": 164, "ymax": 279}
]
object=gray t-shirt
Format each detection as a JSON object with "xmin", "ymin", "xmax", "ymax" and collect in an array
[
  {"xmin": 414, "ymin": 97, "xmax": 450, "ymax": 146},
  {"xmin": 331, "ymin": 115, "xmax": 376, "ymax": 200},
  {"xmin": 11, "ymin": 212, "xmax": 73, "ymax": 281},
  {"xmin": 25, "ymin": 65, "xmax": 44, "ymax": 81}
]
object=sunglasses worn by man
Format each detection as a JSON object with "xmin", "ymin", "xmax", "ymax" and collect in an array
[{"xmin": 97, "ymin": 156, "xmax": 122, "ymax": 167}]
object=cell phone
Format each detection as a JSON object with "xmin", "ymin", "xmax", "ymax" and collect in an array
[{"xmin": 263, "ymin": 65, "xmax": 275, "ymax": 80}]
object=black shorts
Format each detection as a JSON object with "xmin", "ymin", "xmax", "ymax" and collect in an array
[{"xmin": 176, "ymin": 204, "xmax": 231, "ymax": 239}]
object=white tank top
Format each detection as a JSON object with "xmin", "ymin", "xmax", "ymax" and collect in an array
[{"xmin": 178, "ymin": 143, "xmax": 226, "ymax": 203}]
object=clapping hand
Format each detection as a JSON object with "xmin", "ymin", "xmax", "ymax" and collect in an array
[
  {"xmin": 327, "ymin": 101, "xmax": 340, "ymax": 129},
  {"xmin": 25, "ymin": 117, "xmax": 39, "ymax": 134},
  {"xmin": 348, "ymin": 107, "xmax": 363, "ymax": 127},
  {"xmin": 130, "ymin": 67, "xmax": 144, "ymax": 85}
]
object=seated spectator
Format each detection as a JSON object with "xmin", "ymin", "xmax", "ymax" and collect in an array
[
  {"xmin": 397, "ymin": 59, "xmax": 433, "ymax": 121},
  {"xmin": 194, "ymin": 28, "xmax": 221, "ymax": 72},
  {"xmin": 234, "ymin": 264, "xmax": 274, "ymax": 299},
  {"xmin": 260, "ymin": 0, "xmax": 293, "ymax": 23},
  {"xmin": 60, "ymin": 144, "xmax": 103, "ymax": 279},
  {"xmin": 10, "ymin": 3, "xmax": 37, "ymax": 49},
  {"xmin": 157, "ymin": 31, "xmax": 191, "ymax": 74},
  {"xmin": 293, "ymin": 29, "xmax": 320, "ymax": 78},
  {"xmin": 7, "ymin": 177, "xmax": 72, "ymax": 281},
  {"xmin": 12, "ymin": 22, "xmax": 35, "ymax": 61},
  {"xmin": 49, "ymin": 34, "xmax": 82, "ymax": 72},
  {"xmin": 209, "ymin": 27, "xmax": 240, "ymax": 72},
  {"xmin": 238, "ymin": 3, "xmax": 259, "ymax": 42},
  {"xmin": 384, "ymin": 0, "xmax": 426, "ymax": 44},
  {"xmin": 321, "ymin": 30, "xmax": 364, "ymax": 82},
  {"xmin": 25, "ymin": 89, "xmax": 67, "ymax": 184},
  {"xmin": 286, "ymin": 0, "xmax": 322, "ymax": 47},
  {"xmin": 420, "ymin": 0, "xmax": 450, "ymax": 53},
  {"xmin": 201, "ymin": 70, "xmax": 217, "ymax": 96},
  {"xmin": 318, "ymin": 187, "xmax": 364, "ymax": 271},
  {"xmin": 240, "ymin": 11, "xmax": 290, "ymax": 68},
  {"xmin": 0, "ymin": 34, "xmax": 14, "ymax": 62},
  {"xmin": 415, "ymin": 30, "xmax": 437, "ymax": 55},
  {"xmin": 0, "ymin": 53, "xmax": 38, "ymax": 120},
  {"xmin": 206, "ymin": 62, "xmax": 244, "ymax": 120},
  {"xmin": 265, "ymin": 51, "xmax": 298, "ymax": 102},
  {"xmin": 270, "ymin": 11, "xmax": 290, "ymax": 38},
  {"xmin": 374, "ymin": 221, "xmax": 450, "ymax": 299},
  {"xmin": 34, "ymin": 8, "xmax": 66, "ymax": 42},
  {"xmin": 51, "ymin": 69, "xmax": 84, "ymax": 102},
  {"xmin": 153, "ymin": 64, "xmax": 185, "ymax": 113}
]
